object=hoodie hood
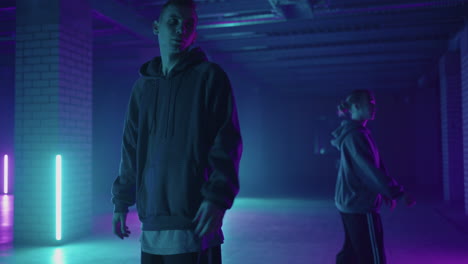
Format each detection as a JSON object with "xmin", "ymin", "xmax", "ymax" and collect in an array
[
  {"xmin": 331, "ymin": 120, "xmax": 367, "ymax": 150},
  {"xmin": 139, "ymin": 47, "xmax": 208, "ymax": 79}
]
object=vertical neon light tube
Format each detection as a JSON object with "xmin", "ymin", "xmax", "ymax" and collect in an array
[
  {"xmin": 56, "ymin": 155, "xmax": 62, "ymax": 241},
  {"xmin": 3, "ymin": 155, "xmax": 7, "ymax": 194}
]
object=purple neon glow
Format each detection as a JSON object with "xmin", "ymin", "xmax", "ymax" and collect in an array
[
  {"xmin": 0, "ymin": 7, "xmax": 15, "ymax": 12},
  {"xmin": 0, "ymin": 194, "xmax": 13, "ymax": 250},
  {"xmin": 91, "ymin": 10, "xmax": 148, "ymax": 40},
  {"xmin": 3, "ymin": 155, "xmax": 7, "ymax": 194}
]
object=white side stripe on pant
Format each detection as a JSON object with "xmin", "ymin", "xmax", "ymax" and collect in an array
[{"xmin": 367, "ymin": 213, "xmax": 381, "ymax": 264}]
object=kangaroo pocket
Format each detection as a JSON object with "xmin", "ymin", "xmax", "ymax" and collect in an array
[{"xmin": 138, "ymin": 146, "xmax": 204, "ymax": 219}]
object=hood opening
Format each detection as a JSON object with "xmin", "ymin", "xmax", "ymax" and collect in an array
[{"xmin": 139, "ymin": 47, "xmax": 208, "ymax": 79}]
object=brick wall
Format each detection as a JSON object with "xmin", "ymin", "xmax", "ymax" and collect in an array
[
  {"xmin": 439, "ymin": 52, "xmax": 463, "ymax": 203},
  {"xmin": 15, "ymin": 23, "xmax": 61, "ymax": 245},
  {"xmin": 14, "ymin": 0, "xmax": 92, "ymax": 244},
  {"xmin": 57, "ymin": 26, "xmax": 93, "ymax": 241}
]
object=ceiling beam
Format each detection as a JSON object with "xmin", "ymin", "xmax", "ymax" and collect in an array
[
  {"xmin": 204, "ymin": 39, "xmax": 447, "ymax": 60},
  {"xmin": 242, "ymin": 53, "xmax": 433, "ymax": 67},
  {"xmin": 329, "ymin": 0, "xmax": 468, "ymax": 9},
  {"xmin": 198, "ymin": 25, "xmax": 453, "ymax": 51},
  {"xmin": 208, "ymin": 41, "xmax": 444, "ymax": 63},
  {"xmin": 263, "ymin": 78, "xmax": 415, "ymax": 91},
  {"xmin": 196, "ymin": 0, "xmax": 272, "ymax": 17},
  {"xmin": 197, "ymin": 7, "xmax": 467, "ymax": 33}
]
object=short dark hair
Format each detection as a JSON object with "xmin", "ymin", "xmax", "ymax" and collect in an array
[
  {"xmin": 337, "ymin": 89, "xmax": 374, "ymax": 117},
  {"xmin": 159, "ymin": 0, "xmax": 198, "ymax": 21}
]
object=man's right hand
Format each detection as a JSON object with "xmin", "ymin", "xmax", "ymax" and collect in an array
[
  {"xmin": 383, "ymin": 196, "xmax": 396, "ymax": 211},
  {"xmin": 112, "ymin": 212, "xmax": 131, "ymax": 239},
  {"xmin": 402, "ymin": 193, "xmax": 416, "ymax": 207}
]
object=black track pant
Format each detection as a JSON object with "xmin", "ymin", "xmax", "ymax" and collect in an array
[
  {"xmin": 336, "ymin": 212, "xmax": 386, "ymax": 264},
  {"xmin": 141, "ymin": 245, "xmax": 222, "ymax": 264}
]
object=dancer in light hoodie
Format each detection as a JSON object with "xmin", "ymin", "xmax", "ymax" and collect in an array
[{"xmin": 331, "ymin": 89, "xmax": 415, "ymax": 264}]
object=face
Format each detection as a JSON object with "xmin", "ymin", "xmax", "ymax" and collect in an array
[
  {"xmin": 351, "ymin": 94, "xmax": 376, "ymax": 121},
  {"xmin": 364, "ymin": 96, "xmax": 376, "ymax": 120},
  {"xmin": 153, "ymin": 5, "xmax": 197, "ymax": 54}
]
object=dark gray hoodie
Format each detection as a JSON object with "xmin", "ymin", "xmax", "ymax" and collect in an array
[
  {"xmin": 331, "ymin": 120, "xmax": 403, "ymax": 214},
  {"xmin": 111, "ymin": 47, "xmax": 242, "ymax": 230}
]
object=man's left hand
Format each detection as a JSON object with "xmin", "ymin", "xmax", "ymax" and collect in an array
[{"xmin": 193, "ymin": 200, "xmax": 225, "ymax": 238}]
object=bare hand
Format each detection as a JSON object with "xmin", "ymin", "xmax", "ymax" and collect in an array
[
  {"xmin": 193, "ymin": 200, "xmax": 225, "ymax": 238},
  {"xmin": 383, "ymin": 196, "xmax": 396, "ymax": 210},
  {"xmin": 112, "ymin": 212, "xmax": 131, "ymax": 239},
  {"xmin": 402, "ymin": 193, "xmax": 416, "ymax": 207}
]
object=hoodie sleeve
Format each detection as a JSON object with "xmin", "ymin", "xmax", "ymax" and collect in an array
[
  {"xmin": 111, "ymin": 83, "xmax": 139, "ymax": 213},
  {"xmin": 201, "ymin": 65, "xmax": 243, "ymax": 210},
  {"xmin": 344, "ymin": 130, "xmax": 404, "ymax": 200}
]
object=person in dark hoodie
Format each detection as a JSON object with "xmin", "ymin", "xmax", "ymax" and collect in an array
[
  {"xmin": 110, "ymin": 0, "xmax": 242, "ymax": 263},
  {"xmin": 331, "ymin": 89, "xmax": 415, "ymax": 264}
]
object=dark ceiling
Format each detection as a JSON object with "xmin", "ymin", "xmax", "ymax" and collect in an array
[{"xmin": 1, "ymin": 0, "xmax": 467, "ymax": 95}]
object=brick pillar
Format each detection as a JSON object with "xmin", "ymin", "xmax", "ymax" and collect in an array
[
  {"xmin": 462, "ymin": 23, "xmax": 468, "ymax": 215},
  {"xmin": 439, "ymin": 52, "xmax": 463, "ymax": 203},
  {"xmin": 15, "ymin": 0, "xmax": 93, "ymax": 244}
]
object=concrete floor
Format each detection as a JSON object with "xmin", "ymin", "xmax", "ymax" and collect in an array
[{"xmin": 1, "ymin": 196, "xmax": 468, "ymax": 264}]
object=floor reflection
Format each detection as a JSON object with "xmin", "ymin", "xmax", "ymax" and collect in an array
[
  {"xmin": 0, "ymin": 197, "xmax": 467, "ymax": 263},
  {"xmin": 0, "ymin": 194, "xmax": 13, "ymax": 254}
]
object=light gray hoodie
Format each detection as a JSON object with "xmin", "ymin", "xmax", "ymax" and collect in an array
[{"xmin": 331, "ymin": 120, "xmax": 404, "ymax": 214}]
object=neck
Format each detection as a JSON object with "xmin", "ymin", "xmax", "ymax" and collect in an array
[
  {"xmin": 160, "ymin": 53, "xmax": 180, "ymax": 76},
  {"xmin": 160, "ymin": 47, "xmax": 190, "ymax": 76}
]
